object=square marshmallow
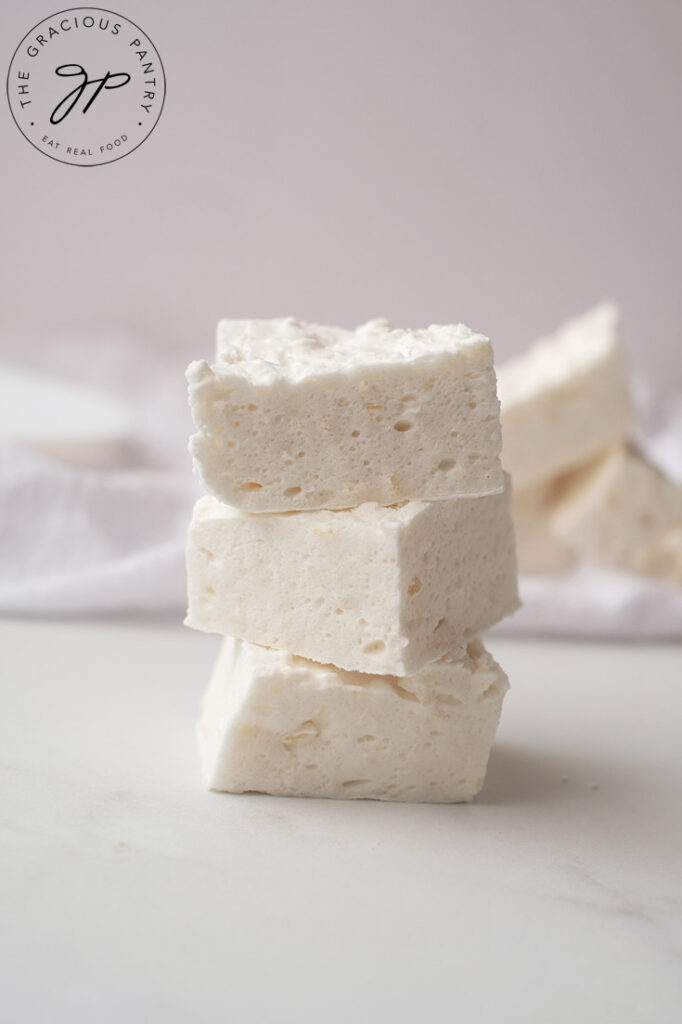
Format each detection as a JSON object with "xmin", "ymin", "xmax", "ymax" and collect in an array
[
  {"xmin": 551, "ymin": 444, "xmax": 682, "ymax": 582},
  {"xmin": 198, "ymin": 636, "xmax": 509, "ymax": 803},
  {"xmin": 185, "ymin": 478, "xmax": 519, "ymax": 676},
  {"xmin": 497, "ymin": 304, "xmax": 633, "ymax": 489},
  {"xmin": 512, "ymin": 478, "xmax": 575, "ymax": 575},
  {"xmin": 187, "ymin": 317, "xmax": 503, "ymax": 512}
]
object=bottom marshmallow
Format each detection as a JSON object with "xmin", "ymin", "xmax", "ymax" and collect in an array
[{"xmin": 198, "ymin": 636, "xmax": 509, "ymax": 803}]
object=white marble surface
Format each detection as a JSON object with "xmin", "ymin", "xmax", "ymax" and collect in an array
[{"xmin": 1, "ymin": 618, "xmax": 680, "ymax": 1023}]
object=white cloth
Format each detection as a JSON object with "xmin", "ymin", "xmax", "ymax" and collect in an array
[
  {"xmin": 0, "ymin": 441, "xmax": 198, "ymax": 614},
  {"xmin": 0, "ymin": 332, "xmax": 198, "ymax": 616},
  {"xmin": 494, "ymin": 563, "xmax": 682, "ymax": 639}
]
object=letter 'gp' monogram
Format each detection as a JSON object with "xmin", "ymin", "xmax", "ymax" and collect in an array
[
  {"xmin": 6, "ymin": 7, "xmax": 166, "ymax": 166},
  {"xmin": 50, "ymin": 65, "xmax": 132, "ymax": 124}
]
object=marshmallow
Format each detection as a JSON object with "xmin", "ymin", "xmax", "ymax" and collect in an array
[
  {"xmin": 512, "ymin": 479, "xmax": 575, "ymax": 574},
  {"xmin": 187, "ymin": 317, "xmax": 503, "ymax": 512},
  {"xmin": 498, "ymin": 304, "xmax": 633, "ymax": 489},
  {"xmin": 198, "ymin": 636, "xmax": 509, "ymax": 803},
  {"xmin": 552, "ymin": 444, "xmax": 682, "ymax": 582},
  {"xmin": 185, "ymin": 479, "xmax": 519, "ymax": 676}
]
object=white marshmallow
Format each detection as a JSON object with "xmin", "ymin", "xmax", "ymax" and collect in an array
[
  {"xmin": 552, "ymin": 444, "xmax": 682, "ymax": 583},
  {"xmin": 498, "ymin": 304, "xmax": 633, "ymax": 489},
  {"xmin": 185, "ymin": 479, "xmax": 519, "ymax": 676},
  {"xmin": 187, "ymin": 317, "xmax": 503, "ymax": 512},
  {"xmin": 512, "ymin": 479, "xmax": 575, "ymax": 574},
  {"xmin": 198, "ymin": 636, "xmax": 509, "ymax": 803}
]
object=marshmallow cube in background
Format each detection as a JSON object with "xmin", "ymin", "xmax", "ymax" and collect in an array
[
  {"xmin": 498, "ymin": 304, "xmax": 634, "ymax": 490},
  {"xmin": 187, "ymin": 317, "xmax": 504, "ymax": 513},
  {"xmin": 185, "ymin": 478, "xmax": 519, "ymax": 676},
  {"xmin": 198, "ymin": 636, "xmax": 509, "ymax": 803},
  {"xmin": 512, "ymin": 479, "xmax": 575, "ymax": 575},
  {"xmin": 552, "ymin": 444, "xmax": 682, "ymax": 582},
  {"xmin": 0, "ymin": 362, "xmax": 134, "ymax": 467},
  {"xmin": 498, "ymin": 301, "xmax": 682, "ymax": 584}
]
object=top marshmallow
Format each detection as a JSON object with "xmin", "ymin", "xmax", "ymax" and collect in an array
[
  {"xmin": 187, "ymin": 317, "xmax": 503, "ymax": 512},
  {"xmin": 498, "ymin": 303, "xmax": 634, "ymax": 489}
]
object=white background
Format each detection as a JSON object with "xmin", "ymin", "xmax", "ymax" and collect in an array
[{"xmin": 2, "ymin": 0, "xmax": 681, "ymax": 385}]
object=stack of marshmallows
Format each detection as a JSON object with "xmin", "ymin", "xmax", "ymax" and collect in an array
[{"xmin": 185, "ymin": 318, "xmax": 519, "ymax": 803}]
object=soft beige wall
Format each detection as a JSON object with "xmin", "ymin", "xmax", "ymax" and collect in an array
[{"xmin": 2, "ymin": 0, "xmax": 681, "ymax": 384}]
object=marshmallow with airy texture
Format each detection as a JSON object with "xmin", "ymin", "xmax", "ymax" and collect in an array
[
  {"xmin": 512, "ymin": 479, "xmax": 575, "ymax": 575},
  {"xmin": 498, "ymin": 304, "xmax": 633, "ymax": 489},
  {"xmin": 185, "ymin": 479, "xmax": 519, "ymax": 676},
  {"xmin": 198, "ymin": 635, "xmax": 509, "ymax": 803},
  {"xmin": 552, "ymin": 444, "xmax": 682, "ymax": 583},
  {"xmin": 187, "ymin": 317, "xmax": 504, "ymax": 512}
]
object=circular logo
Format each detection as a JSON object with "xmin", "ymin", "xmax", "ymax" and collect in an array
[{"xmin": 6, "ymin": 7, "xmax": 165, "ymax": 166}]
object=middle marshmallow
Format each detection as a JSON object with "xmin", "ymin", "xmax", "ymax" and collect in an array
[{"xmin": 186, "ymin": 477, "xmax": 518, "ymax": 676}]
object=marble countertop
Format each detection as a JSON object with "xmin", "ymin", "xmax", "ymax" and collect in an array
[{"xmin": 1, "ymin": 618, "xmax": 680, "ymax": 1023}]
